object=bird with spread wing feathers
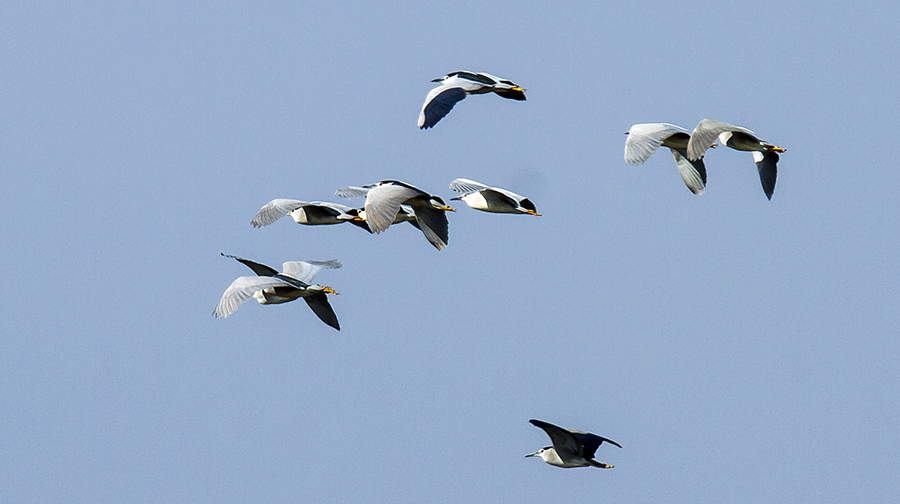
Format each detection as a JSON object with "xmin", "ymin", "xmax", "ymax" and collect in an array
[
  {"xmin": 213, "ymin": 253, "xmax": 342, "ymax": 330},
  {"xmin": 418, "ymin": 71, "xmax": 526, "ymax": 129},
  {"xmin": 687, "ymin": 118, "xmax": 786, "ymax": 200},
  {"xmin": 624, "ymin": 123, "xmax": 711, "ymax": 195},
  {"xmin": 250, "ymin": 199, "xmax": 372, "ymax": 232},
  {"xmin": 526, "ymin": 419, "xmax": 621, "ymax": 469},
  {"xmin": 335, "ymin": 180, "xmax": 455, "ymax": 250},
  {"xmin": 449, "ymin": 178, "xmax": 541, "ymax": 215}
]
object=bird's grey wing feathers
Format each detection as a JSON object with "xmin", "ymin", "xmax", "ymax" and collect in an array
[
  {"xmin": 334, "ymin": 185, "xmax": 373, "ymax": 199},
  {"xmin": 753, "ymin": 151, "xmax": 778, "ymax": 200},
  {"xmin": 419, "ymin": 86, "xmax": 467, "ymax": 129},
  {"xmin": 449, "ymin": 178, "xmax": 490, "ymax": 194},
  {"xmin": 365, "ymin": 184, "xmax": 422, "ymax": 233},
  {"xmin": 299, "ymin": 203, "xmax": 343, "ymax": 221},
  {"xmin": 486, "ymin": 185, "xmax": 529, "ymax": 203},
  {"xmin": 481, "ymin": 188, "xmax": 521, "ymax": 208},
  {"xmin": 411, "ymin": 206, "xmax": 449, "ymax": 250},
  {"xmin": 687, "ymin": 118, "xmax": 755, "ymax": 160},
  {"xmin": 529, "ymin": 419, "xmax": 581, "ymax": 464},
  {"xmin": 251, "ymin": 199, "xmax": 308, "ymax": 228},
  {"xmin": 281, "ymin": 260, "xmax": 341, "ymax": 285},
  {"xmin": 669, "ymin": 148, "xmax": 707, "ymax": 195},
  {"xmin": 221, "ymin": 253, "xmax": 279, "ymax": 277},
  {"xmin": 625, "ymin": 123, "xmax": 687, "ymax": 165},
  {"xmin": 574, "ymin": 432, "xmax": 622, "ymax": 460},
  {"xmin": 213, "ymin": 276, "xmax": 296, "ymax": 318},
  {"xmin": 304, "ymin": 293, "xmax": 340, "ymax": 331}
]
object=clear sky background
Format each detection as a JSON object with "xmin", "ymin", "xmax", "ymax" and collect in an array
[{"xmin": 2, "ymin": 1, "xmax": 898, "ymax": 502}]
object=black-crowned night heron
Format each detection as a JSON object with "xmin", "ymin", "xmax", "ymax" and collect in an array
[
  {"xmin": 418, "ymin": 71, "xmax": 526, "ymax": 129},
  {"xmin": 213, "ymin": 253, "xmax": 341, "ymax": 330},
  {"xmin": 624, "ymin": 123, "xmax": 710, "ymax": 195},
  {"xmin": 335, "ymin": 180, "xmax": 454, "ymax": 250},
  {"xmin": 342, "ymin": 205, "xmax": 420, "ymax": 231},
  {"xmin": 251, "ymin": 199, "xmax": 371, "ymax": 232},
  {"xmin": 687, "ymin": 118, "xmax": 786, "ymax": 200},
  {"xmin": 526, "ymin": 419, "xmax": 621, "ymax": 469},
  {"xmin": 448, "ymin": 178, "xmax": 541, "ymax": 215}
]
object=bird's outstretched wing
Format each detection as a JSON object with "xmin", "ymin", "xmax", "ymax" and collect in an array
[
  {"xmin": 281, "ymin": 260, "xmax": 341, "ymax": 285},
  {"xmin": 753, "ymin": 151, "xmax": 779, "ymax": 200},
  {"xmin": 411, "ymin": 206, "xmax": 449, "ymax": 251},
  {"xmin": 365, "ymin": 183, "xmax": 425, "ymax": 233},
  {"xmin": 419, "ymin": 86, "xmax": 467, "ymax": 129},
  {"xmin": 304, "ymin": 293, "xmax": 340, "ymax": 331},
  {"xmin": 687, "ymin": 118, "xmax": 756, "ymax": 160},
  {"xmin": 529, "ymin": 419, "xmax": 581, "ymax": 464},
  {"xmin": 670, "ymin": 148, "xmax": 707, "ymax": 195},
  {"xmin": 449, "ymin": 178, "xmax": 490, "ymax": 195},
  {"xmin": 221, "ymin": 253, "xmax": 278, "ymax": 277},
  {"xmin": 334, "ymin": 185, "xmax": 374, "ymax": 199},
  {"xmin": 213, "ymin": 276, "xmax": 297, "ymax": 318},
  {"xmin": 251, "ymin": 199, "xmax": 308, "ymax": 228},
  {"xmin": 573, "ymin": 432, "xmax": 622, "ymax": 460},
  {"xmin": 624, "ymin": 123, "xmax": 687, "ymax": 165}
]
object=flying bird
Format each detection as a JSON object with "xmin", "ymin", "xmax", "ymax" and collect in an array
[
  {"xmin": 624, "ymin": 123, "xmax": 710, "ymax": 195},
  {"xmin": 343, "ymin": 205, "xmax": 420, "ymax": 231},
  {"xmin": 526, "ymin": 419, "xmax": 621, "ymax": 469},
  {"xmin": 418, "ymin": 71, "xmax": 526, "ymax": 129},
  {"xmin": 213, "ymin": 253, "xmax": 342, "ymax": 330},
  {"xmin": 335, "ymin": 180, "xmax": 454, "ymax": 250},
  {"xmin": 687, "ymin": 118, "xmax": 786, "ymax": 200},
  {"xmin": 251, "ymin": 199, "xmax": 371, "ymax": 232},
  {"xmin": 449, "ymin": 178, "xmax": 541, "ymax": 215}
]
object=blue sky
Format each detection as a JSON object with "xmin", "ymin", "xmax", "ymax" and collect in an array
[{"xmin": 2, "ymin": 1, "xmax": 898, "ymax": 502}]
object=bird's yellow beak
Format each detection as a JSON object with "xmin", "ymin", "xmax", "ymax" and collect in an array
[
  {"xmin": 526, "ymin": 210, "xmax": 541, "ymax": 216},
  {"xmin": 710, "ymin": 143, "xmax": 718, "ymax": 149},
  {"xmin": 322, "ymin": 286, "xmax": 339, "ymax": 295},
  {"xmin": 511, "ymin": 86, "xmax": 525, "ymax": 92},
  {"xmin": 440, "ymin": 206, "xmax": 456, "ymax": 212},
  {"xmin": 771, "ymin": 145, "xmax": 787, "ymax": 153},
  {"xmin": 352, "ymin": 216, "xmax": 365, "ymax": 222}
]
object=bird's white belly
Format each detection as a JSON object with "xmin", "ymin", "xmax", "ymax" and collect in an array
[{"xmin": 463, "ymin": 192, "xmax": 491, "ymax": 211}]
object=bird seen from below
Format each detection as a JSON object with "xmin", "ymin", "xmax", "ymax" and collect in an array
[
  {"xmin": 418, "ymin": 71, "xmax": 526, "ymax": 129},
  {"xmin": 335, "ymin": 180, "xmax": 454, "ymax": 250},
  {"xmin": 213, "ymin": 253, "xmax": 342, "ymax": 330},
  {"xmin": 526, "ymin": 419, "xmax": 621, "ymax": 469},
  {"xmin": 449, "ymin": 178, "xmax": 541, "ymax": 215},
  {"xmin": 687, "ymin": 118, "xmax": 786, "ymax": 200},
  {"xmin": 251, "ymin": 199, "xmax": 372, "ymax": 232},
  {"xmin": 624, "ymin": 123, "xmax": 711, "ymax": 195}
]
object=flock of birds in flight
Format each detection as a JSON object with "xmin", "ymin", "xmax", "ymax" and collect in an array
[{"xmin": 212, "ymin": 70, "xmax": 787, "ymax": 470}]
